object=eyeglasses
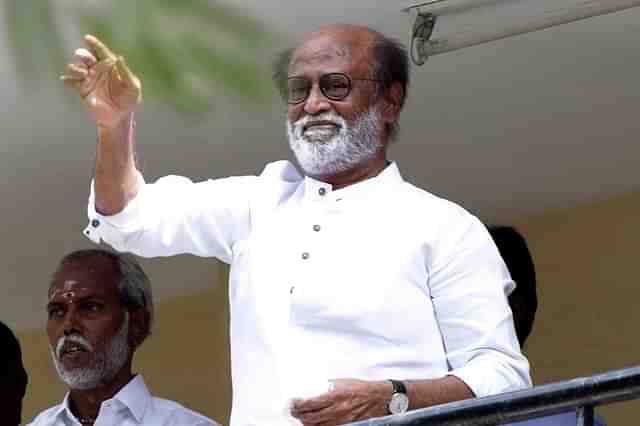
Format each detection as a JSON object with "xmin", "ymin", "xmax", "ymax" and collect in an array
[{"xmin": 285, "ymin": 72, "xmax": 379, "ymax": 104}]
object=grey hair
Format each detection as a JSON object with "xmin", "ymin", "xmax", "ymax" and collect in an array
[
  {"xmin": 369, "ymin": 30, "xmax": 410, "ymax": 142},
  {"xmin": 49, "ymin": 249, "xmax": 154, "ymax": 335},
  {"xmin": 272, "ymin": 47, "xmax": 294, "ymax": 103}
]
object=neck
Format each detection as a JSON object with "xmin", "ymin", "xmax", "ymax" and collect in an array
[
  {"xmin": 311, "ymin": 149, "xmax": 388, "ymax": 190},
  {"xmin": 68, "ymin": 364, "xmax": 134, "ymax": 422}
]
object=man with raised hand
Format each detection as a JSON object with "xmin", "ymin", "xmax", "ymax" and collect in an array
[
  {"xmin": 28, "ymin": 249, "xmax": 218, "ymax": 426},
  {"xmin": 63, "ymin": 26, "xmax": 530, "ymax": 425}
]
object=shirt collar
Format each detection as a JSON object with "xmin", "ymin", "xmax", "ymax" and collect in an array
[
  {"xmin": 52, "ymin": 375, "xmax": 151, "ymax": 424},
  {"xmin": 50, "ymin": 393, "xmax": 71, "ymax": 422},
  {"xmin": 303, "ymin": 161, "xmax": 403, "ymax": 203},
  {"xmin": 112, "ymin": 374, "xmax": 151, "ymax": 423}
]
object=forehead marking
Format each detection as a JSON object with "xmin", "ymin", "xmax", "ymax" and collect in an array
[{"xmin": 49, "ymin": 288, "xmax": 78, "ymax": 303}]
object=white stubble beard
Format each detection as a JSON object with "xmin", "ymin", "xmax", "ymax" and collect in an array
[
  {"xmin": 286, "ymin": 105, "xmax": 383, "ymax": 176},
  {"xmin": 50, "ymin": 313, "xmax": 131, "ymax": 390}
]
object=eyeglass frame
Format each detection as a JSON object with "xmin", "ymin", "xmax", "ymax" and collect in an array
[{"xmin": 285, "ymin": 72, "xmax": 381, "ymax": 105}]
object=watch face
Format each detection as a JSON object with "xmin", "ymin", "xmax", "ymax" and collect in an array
[{"xmin": 389, "ymin": 393, "xmax": 409, "ymax": 414}]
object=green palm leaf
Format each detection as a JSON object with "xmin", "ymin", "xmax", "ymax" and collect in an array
[{"xmin": 2, "ymin": 0, "xmax": 279, "ymax": 114}]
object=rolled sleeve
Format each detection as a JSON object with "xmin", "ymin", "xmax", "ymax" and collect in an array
[{"xmin": 429, "ymin": 214, "xmax": 532, "ymax": 397}]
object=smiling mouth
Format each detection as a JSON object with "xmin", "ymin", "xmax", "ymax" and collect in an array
[
  {"xmin": 60, "ymin": 344, "xmax": 89, "ymax": 358},
  {"xmin": 303, "ymin": 121, "xmax": 340, "ymax": 132}
]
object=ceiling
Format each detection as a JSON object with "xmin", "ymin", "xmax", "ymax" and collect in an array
[{"xmin": 2, "ymin": 1, "xmax": 639, "ymax": 329}]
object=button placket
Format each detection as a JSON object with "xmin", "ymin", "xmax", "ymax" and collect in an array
[{"xmin": 292, "ymin": 207, "xmax": 326, "ymax": 302}]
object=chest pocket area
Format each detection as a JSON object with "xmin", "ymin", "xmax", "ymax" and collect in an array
[{"xmin": 288, "ymin": 242, "xmax": 431, "ymax": 345}]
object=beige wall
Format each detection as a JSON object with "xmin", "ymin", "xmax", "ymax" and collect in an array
[
  {"xmin": 18, "ymin": 190, "xmax": 640, "ymax": 424},
  {"xmin": 514, "ymin": 190, "xmax": 640, "ymax": 423}
]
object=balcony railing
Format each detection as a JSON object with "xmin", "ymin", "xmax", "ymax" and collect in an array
[{"xmin": 347, "ymin": 365, "xmax": 640, "ymax": 425}]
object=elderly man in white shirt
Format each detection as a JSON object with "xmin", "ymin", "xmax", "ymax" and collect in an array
[
  {"xmin": 28, "ymin": 249, "xmax": 217, "ymax": 426},
  {"xmin": 63, "ymin": 24, "xmax": 531, "ymax": 425}
]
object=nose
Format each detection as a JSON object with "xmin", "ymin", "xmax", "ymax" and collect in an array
[
  {"xmin": 303, "ymin": 83, "xmax": 331, "ymax": 116},
  {"xmin": 61, "ymin": 308, "xmax": 81, "ymax": 336}
]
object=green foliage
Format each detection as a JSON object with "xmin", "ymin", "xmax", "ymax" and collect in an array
[
  {"xmin": 3, "ymin": 0, "xmax": 65, "ymax": 81},
  {"xmin": 2, "ymin": 0, "xmax": 278, "ymax": 114}
]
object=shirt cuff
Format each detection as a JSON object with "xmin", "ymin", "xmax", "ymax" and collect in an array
[{"xmin": 83, "ymin": 172, "xmax": 147, "ymax": 246}]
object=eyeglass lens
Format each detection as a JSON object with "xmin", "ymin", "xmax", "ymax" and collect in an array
[{"xmin": 287, "ymin": 73, "xmax": 351, "ymax": 104}]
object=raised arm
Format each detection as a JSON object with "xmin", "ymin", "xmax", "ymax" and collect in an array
[{"xmin": 61, "ymin": 35, "xmax": 142, "ymax": 215}]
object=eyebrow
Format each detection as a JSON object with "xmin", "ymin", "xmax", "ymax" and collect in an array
[{"xmin": 47, "ymin": 295, "xmax": 104, "ymax": 308}]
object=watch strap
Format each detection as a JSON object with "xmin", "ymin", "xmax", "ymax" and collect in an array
[{"xmin": 389, "ymin": 379, "xmax": 407, "ymax": 395}]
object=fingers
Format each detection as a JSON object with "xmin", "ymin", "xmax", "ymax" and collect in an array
[
  {"xmin": 61, "ymin": 34, "xmax": 142, "ymax": 110},
  {"xmin": 74, "ymin": 48, "xmax": 97, "ymax": 68},
  {"xmin": 84, "ymin": 34, "xmax": 116, "ymax": 62},
  {"xmin": 293, "ymin": 405, "xmax": 336, "ymax": 426},
  {"xmin": 292, "ymin": 394, "xmax": 334, "ymax": 414},
  {"xmin": 60, "ymin": 63, "xmax": 87, "ymax": 90},
  {"xmin": 60, "ymin": 75, "xmax": 82, "ymax": 90},
  {"xmin": 60, "ymin": 36, "xmax": 110, "ymax": 91},
  {"xmin": 66, "ymin": 63, "xmax": 88, "ymax": 79}
]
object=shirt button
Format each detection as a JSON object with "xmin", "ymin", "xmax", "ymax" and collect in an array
[
  {"xmin": 91, "ymin": 219, "xmax": 100, "ymax": 228},
  {"xmin": 313, "ymin": 224, "xmax": 321, "ymax": 232},
  {"xmin": 318, "ymin": 188, "xmax": 326, "ymax": 196},
  {"xmin": 301, "ymin": 252, "xmax": 310, "ymax": 260}
]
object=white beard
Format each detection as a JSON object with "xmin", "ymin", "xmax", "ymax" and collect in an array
[
  {"xmin": 50, "ymin": 313, "xmax": 130, "ymax": 390},
  {"xmin": 287, "ymin": 106, "xmax": 383, "ymax": 176}
]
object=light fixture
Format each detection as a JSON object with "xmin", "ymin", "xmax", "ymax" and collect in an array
[{"xmin": 404, "ymin": 0, "xmax": 640, "ymax": 64}]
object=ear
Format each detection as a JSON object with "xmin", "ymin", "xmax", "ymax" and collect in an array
[
  {"xmin": 380, "ymin": 82, "xmax": 403, "ymax": 125},
  {"xmin": 127, "ymin": 308, "xmax": 150, "ymax": 349}
]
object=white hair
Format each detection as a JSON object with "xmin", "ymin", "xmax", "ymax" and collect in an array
[
  {"xmin": 287, "ymin": 105, "xmax": 383, "ymax": 176},
  {"xmin": 50, "ymin": 312, "xmax": 130, "ymax": 390}
]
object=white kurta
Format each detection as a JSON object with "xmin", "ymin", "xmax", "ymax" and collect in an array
[{"xmin": 84, "ymin": 161, "xmax": 531, "ymax": 426}]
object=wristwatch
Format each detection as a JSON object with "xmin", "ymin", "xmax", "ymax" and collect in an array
[{"xmin": 387, "ymin": 379, "xmax": 409, "ymax": 414}]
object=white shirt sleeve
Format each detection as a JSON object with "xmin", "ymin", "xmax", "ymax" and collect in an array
[
  {"xmin": 427, "ymin": 213, "xmax": 532, "ymax": 397},
  {"xmin": 83, "ymin": 171, "xmax": 257, "ymax": 264}
]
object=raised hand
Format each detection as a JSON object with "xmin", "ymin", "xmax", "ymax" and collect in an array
[{"xmin": 61, "ymin": 35, "xmax": 142, "ymax": 129}]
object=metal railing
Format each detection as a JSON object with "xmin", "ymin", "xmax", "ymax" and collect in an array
[{"xmin": 348, "ymin": 366, "xmax": 640, "ymax": 425}]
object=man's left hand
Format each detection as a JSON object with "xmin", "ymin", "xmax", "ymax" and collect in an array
[{"xmin": 291, "ymin": 378, "xmax": 392, "ymax": 426}]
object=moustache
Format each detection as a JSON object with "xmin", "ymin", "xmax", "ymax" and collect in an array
[
  {"xmin": 55, "ymin": 334, "xmax": 93, "ymax": 359},
  {"xmin": 293, "ymin": 112, "xmax": 345, "ymax": 128}
]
